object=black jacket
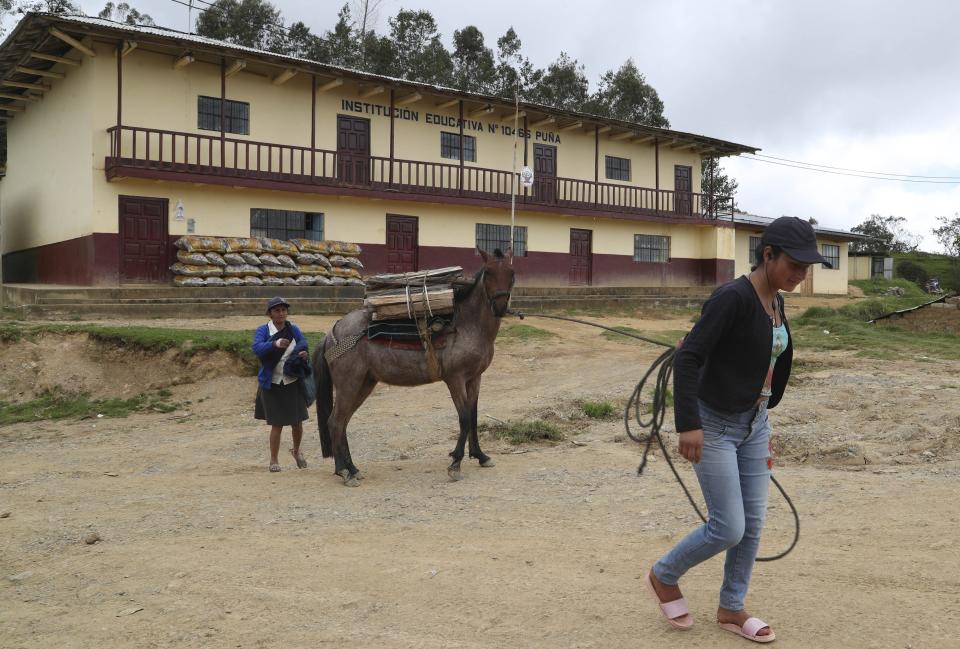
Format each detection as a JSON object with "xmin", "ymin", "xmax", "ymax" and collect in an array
[{"xmin": 673, "ymin": 275, "xmax": 792, "ymax": 432}]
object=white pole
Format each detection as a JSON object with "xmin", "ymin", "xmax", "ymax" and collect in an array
[{"xmin": 509, "ymin": 73, "xmax": 519, "ymax": 264}]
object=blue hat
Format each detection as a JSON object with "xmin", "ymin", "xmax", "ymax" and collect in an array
[{"xmin": 265, "ymin": 296, "xmax": 291, "ymax": 314}]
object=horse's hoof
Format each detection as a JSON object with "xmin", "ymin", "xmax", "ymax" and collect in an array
[
  {"xmin": 338, "ymin": 469, "xmax": 360, "ymax": 487},
  {"xmin": 479, "ymin": 457, "xmax": 495, "ymax": 468},
  {"xmin": 447, "ymin": 467, "xmax": 464, "ymax": 481}
]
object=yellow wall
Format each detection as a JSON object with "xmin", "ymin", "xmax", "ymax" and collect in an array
[
  {"xmin": 110, "ymin": 42, "xmax": 704, "ymax": 190},
  {"xmin": 1, "ymin": 49, "xmax": 97, "ymax": 252}
]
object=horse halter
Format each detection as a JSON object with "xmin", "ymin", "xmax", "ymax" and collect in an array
[{"xmin": 477, "ymin": 268, "xmax": 513, "ymax": 314}]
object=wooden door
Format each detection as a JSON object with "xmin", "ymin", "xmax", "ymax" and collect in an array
[
  {"xmin": 337, "ymin": 115, "xmax": 371, "ymax": 184},
  {"xmin": 533, "ymin": 144, "xmax": 557, "ymax": 204},
  {"xmin": 386, "ymin": 214, "xmax": 418, "ymax": 273},
  {"xmin": 674, "ymin": 165, "xmax": 693, "ymax": 216},
  {"xmin": 119, "ymin": 195, "xmax": 168, "ymax": 283},
  {"xmin": 569, "ymin": 228, "xmax": 592, "ymax": 286},
  {"xmin": 800, "ymin": 265, "xmax": 814, "ymax": 296}
]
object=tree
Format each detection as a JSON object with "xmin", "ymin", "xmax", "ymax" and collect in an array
[
  {"xmin": 492, "ymin": 27, "xmax": 542, "ymax": 100},
  {"xmin": 528, "ymin": 52, "xmax": 588, "ymax": 112},
  {"xmin": 700, "ymin": 158, "xmax": 738, "ymax": 214},
  {"xmin": 584, "ymin": 59, "xmax": 668, "ymax": 127},
  {"xmin": 98, "ymin": 2, "xmax": 154, "ymax": 25},
  {"xmin": 932, "ymin": 213, "xmax": 960, "ymax": 257},
  {"xmin": 195, "ymin": 0, "xmax": 287, "ymax": 53},
  {"xmin": 385, "ymin": 9, "xmax": 452, "ymax": 85},
  {"xmin": 314, "ymin": 4, "xmax": 361, "ymax": 67},
  {"xmin": 451, "ymin": 26, "xmax": 496, "ymax": 94},
  {"xmin": 850, "ymin": 215, "xmax": 922, "ymax": 254}
]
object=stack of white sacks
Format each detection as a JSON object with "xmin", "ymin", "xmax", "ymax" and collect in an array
[{"xmin": 170, "ymin": 236, "xmax": 365, "ymax": 287}]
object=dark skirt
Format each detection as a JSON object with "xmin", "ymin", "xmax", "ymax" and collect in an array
[{"xmin": 255, "ymin": 380, "xmax": 309, "ymax": 426}]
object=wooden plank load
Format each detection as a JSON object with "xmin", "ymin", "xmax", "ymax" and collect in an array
[{"xmin": 364, "ymin": 266, "xmax": 464, "ymax": 321}]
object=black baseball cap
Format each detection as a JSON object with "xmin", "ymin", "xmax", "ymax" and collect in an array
[
  {"xmin": 265, "ymin": 296, "xmax": 291, "ymax": 314},
  {"xmin": 761, "ymin": 217, "xmax": 831, "ymax": 268}
]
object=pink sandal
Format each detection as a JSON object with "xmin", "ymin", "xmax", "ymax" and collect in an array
[
  {"xmin": 718, "ymin": 617, "xmax": 776, "ymax": 643},
  {"xmin": 644, "ymin": 571, "xmax": 693, "ymax": 630}
]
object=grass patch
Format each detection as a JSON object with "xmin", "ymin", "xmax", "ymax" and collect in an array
[
  {"xmin": 498, "ymin": 323, "xmax": 557, "ymax": 341},
  {"xmin": 849, "ymin": 278, "xmax": 927, "ymax": 299},
  {"xmin": 0, "ymin": 389, "xmax": 181, "ymax": 426},
  {"xmin": 580, "ymin": 400, "xmax": 617, "ymax": 419},
  {"xmin": 0, "ymin": 323, "xmax": 326, "ymax": 374},
  {"xmin": 482, "ymin": 419, "xmax": 564, "ymax": 444},
  {"xmin": 793, "ymin": 299, "xmax": 960, "ymax": 360}
]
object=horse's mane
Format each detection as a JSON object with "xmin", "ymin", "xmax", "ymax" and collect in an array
[{"xmin": 453, "ymin": 249, "xmax": 504, "ymax": 303}]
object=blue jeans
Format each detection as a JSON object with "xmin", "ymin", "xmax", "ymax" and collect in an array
[{"xmin": 653, "ymin": 400, "xmax": 771, "ymax": 611}]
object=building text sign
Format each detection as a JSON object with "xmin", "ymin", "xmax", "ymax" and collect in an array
[{"xmin": 341, "ymin": 99, "xmax": 563, "ymax": 144}]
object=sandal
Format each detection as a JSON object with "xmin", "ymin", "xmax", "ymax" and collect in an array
[
  {"xmin": 718, "ymin": 617, "xmax": 776, "ymax": 643},
  {"xmin": 290, "ymin": 449, "xmax": 308, "ymax": 469},
  {"xmin": 644, "ymin": 571, "xmax": 693, "ymax": 630},
  {"xmin": 269, "ymin": 463, "xmax": 281, "ymax": 473}
]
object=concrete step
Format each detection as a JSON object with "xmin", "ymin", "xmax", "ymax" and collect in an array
[
  {"xmin": 16, "ymin": 298, "xmax": 361, "ymax": 320},
  {"xmin": 2, "ymin": 284, "xmax": 364, "ymax": 305}
]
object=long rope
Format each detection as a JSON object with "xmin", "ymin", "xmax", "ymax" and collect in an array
[{"xmin": 511, "ymin": 311, "xmax": 799, "ymax": 561}]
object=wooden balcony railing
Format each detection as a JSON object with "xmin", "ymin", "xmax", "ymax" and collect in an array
[{"xmin": 106, "ymin": 126, "xmax": 730, "ymax": 220}]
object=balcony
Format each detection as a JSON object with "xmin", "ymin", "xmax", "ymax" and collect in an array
[{"xmin": 106, "ymin": 126, "xmax": 731, "ymax": 222}]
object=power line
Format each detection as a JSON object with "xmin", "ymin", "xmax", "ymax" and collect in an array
[
  {"xmin": 740, "ymin": 155, "xmax": 960, "ymax": 184},
  {"xmin": 752, "ymin": 153, "xmax": 960, "ymax": 180}
]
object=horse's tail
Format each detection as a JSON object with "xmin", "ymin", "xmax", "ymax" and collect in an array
[{"xmin": 314, "ymin": 333, "xmax": 334, "ymax": 458}]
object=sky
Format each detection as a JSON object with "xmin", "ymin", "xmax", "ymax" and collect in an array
[{"xmin": 54, "ymin": 1, "xmax": 960, "ymax": 251}]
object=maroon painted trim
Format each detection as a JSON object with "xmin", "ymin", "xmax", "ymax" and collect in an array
[
  {"xmin": 311, "ymin": 73, "xmax": 316, "ymax": 178},
  {"xmin": 359, "ymin": 243, "xmax": 730, "ymax": 287},
  {"xmin": 116, "ymin": 40, "xmax": 122, "ymax": 158},
  {"xmin": 219, "ymin": 57, "xmax": 226, "ymax": 170},
  {"xmin": 2, "ymin": 233, "xmax": 122, "ymax": 286}
]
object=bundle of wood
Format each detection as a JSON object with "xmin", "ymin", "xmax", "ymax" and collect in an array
[{"xmin": 364, "ymin": 266, "xmax": 464, "ymax": 321}]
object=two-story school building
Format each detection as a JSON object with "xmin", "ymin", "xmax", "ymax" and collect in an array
[{"xmin": 0, "ymin": 13, "xmax": 760, "ymax": 288}]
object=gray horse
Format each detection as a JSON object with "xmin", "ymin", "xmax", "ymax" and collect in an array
[{"xmin": 314, "ymin": 248, "xmax": 516, "ymax": 486}]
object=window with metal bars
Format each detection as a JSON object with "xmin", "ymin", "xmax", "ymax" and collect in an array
[
  {"xmin": 475, "ymin": 223, "xmax": 526, "ymax": 256},
  {"xmin": 250, "ymin": 209, "xmax": 323, "ymax": 241},
  {"xmin": 821, "ymin": 243, "xmax": 840, "ymax": 269},
  {"xmin": 605, "ymin": 155, "xmax": 631, "ymax": 181},
  {"xmin": 748, "ymin": 235, "xmax": 763, "ymax": 265},
  {"xmin": 441, "ymin": 132, "xmax": 477, "ymax": 162},
  {"xmin": 198, "ymin": 96, "xmax": 250, "ymax": 135},
  {"xmin": 633, "ymin": 234, "xmax": 670, "ymax": 263}
]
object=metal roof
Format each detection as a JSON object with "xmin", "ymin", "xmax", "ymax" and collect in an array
[
  {"xmin": 0, "ymin": 12, "xmax": 759, "ymax": 158},
  {"xmin": 732, "ymin": 212, "xmax": 868, "ymax": 241}
]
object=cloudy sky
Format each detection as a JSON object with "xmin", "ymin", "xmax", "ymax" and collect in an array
[{"xmin": 66, "ymin": 1, "xmax": 960, "ymax": 250}]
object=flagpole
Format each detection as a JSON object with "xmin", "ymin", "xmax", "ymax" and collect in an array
[{"xmin": 509, "ymin": 73, "xmax": 519, "ymax": 264}]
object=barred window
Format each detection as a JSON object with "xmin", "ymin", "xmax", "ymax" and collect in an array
[
  {"xmin": 475, "ymin": 223, "xmax": 526, "ymax": 257},
  {"xmin": 821, "ymin": 243, "xmax": 840, "ymax": 269},
  {"xmin": 634, "ymin": 234, "xmax": 670, "ymax": 263},
  {"xmin": 748, "ymin": 235, "xmax": 763, "ymax": 265},
  {"xmin": 250, "ymin": 209, "xmax": 323, "ymax": 241},
  {"xmin": 605, "ymin": 155, "xmax": 631, "ymax": 181},
  {"xmin": 198, "ymin": 96, "xmax": 250, "ymax": 135},
  {"xmin": 441, "ymin": 132, "xmax": 477, "ymax": 162}
]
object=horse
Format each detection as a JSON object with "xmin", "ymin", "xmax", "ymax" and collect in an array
[{"xmin": 313, "ymin": 248, "xmax": 516, "ymax": 486}]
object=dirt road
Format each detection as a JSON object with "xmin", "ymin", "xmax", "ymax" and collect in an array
[{"xmin": 2, "ymin": 314, "xmax": 958, "ymax": 648}]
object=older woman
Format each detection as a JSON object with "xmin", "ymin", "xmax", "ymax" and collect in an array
[{"xmin": 253, "ymin": 297, "xmax": 310, "ymax": 472}]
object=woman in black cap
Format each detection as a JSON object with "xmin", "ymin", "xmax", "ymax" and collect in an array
[
  {"xmin": 252, "ymin": 297, "xmax": 311, "ymax": 472},
  {"xmin": 645, "ymin": 217, "xmax": 830, "ymax": 642}
]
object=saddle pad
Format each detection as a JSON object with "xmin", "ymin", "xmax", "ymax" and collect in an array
[
  {"xmin": 367, "ymin": 315, "xmax": 452, "ymax": 342},
  {"xmin": 368, "ymin": 335, "xmax": 447, "ymax": 351}
]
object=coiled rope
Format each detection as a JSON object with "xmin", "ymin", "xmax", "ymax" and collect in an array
[{"xmin": 511, "ymin": 311, "xmax": 799, "ymax": 561}]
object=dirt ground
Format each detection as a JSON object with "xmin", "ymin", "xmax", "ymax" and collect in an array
[{"xmin": 2, "ymin": 310, "xmax": 959, "ymax": 649}]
